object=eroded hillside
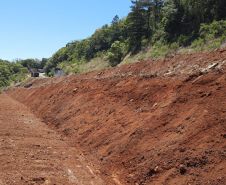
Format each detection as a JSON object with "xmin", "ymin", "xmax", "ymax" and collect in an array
[{"xmin": 4, "ymin": 48, "xmax": 226, "ymax": 184}]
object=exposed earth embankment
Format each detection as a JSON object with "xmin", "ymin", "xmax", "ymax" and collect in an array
[{"xmin": 3, "ymin": 48, "xmax": 226, "ymax": 184}]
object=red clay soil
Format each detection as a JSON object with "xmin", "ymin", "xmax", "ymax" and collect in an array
[
  {"xmin": 0, "ymin": 94, "xmax": 106, "ymax": 185},
  {"xmin": 3, "ymin": 48, "xmax": 226, "ymax": 184}
]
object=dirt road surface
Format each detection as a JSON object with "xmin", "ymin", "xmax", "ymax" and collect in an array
[{"xmin": 0, "ymin": 94, "xmax": 106, "ymax": 185}]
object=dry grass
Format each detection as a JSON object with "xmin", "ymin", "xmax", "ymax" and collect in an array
[{"xmin": 79, "ymin": 57, "xmax": 109, "ymax": 73}]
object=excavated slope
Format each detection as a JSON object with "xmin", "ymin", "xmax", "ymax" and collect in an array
[{"xmin": 6, "ymin": 48, "xmax": 226, "ymax": 184}]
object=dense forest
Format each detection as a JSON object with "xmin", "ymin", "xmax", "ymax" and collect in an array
[{"xmin": 1, "ymin": 0, "xmax": 226, "ymax": 81}]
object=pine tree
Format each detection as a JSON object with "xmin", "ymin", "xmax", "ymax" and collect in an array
[
  {"xmin": 111, "ymin": 15, "xmax": 119, "ymax": 24},
  {"xmin": 111, "ymin": 15, "xmax": 121, "ymax": 43},
  {"xmin": 125, "ymin": 0, "xmax": 147, "ymax": 50},
  {"xmin": 152, "ymin": 0, "xmax": 164, "ymax": 29}
]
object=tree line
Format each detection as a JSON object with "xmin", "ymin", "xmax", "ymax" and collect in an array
[
  {"xmin": 0, "ymin": 58, "xmax": 48, "ymax": 91},
  {"xmin": 42, "ymin": 0, "xmax": 226, "ymax": 76},
  {"xmin": 2, "ymin": 0, "xmax": 226, "ymax": 78},
  {"xmin": 0, "ymin": 59, "xmax": 26, "ymax": 90}
]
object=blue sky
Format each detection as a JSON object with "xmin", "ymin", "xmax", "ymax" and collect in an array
[{"xmin": 0, "ymin": 0, "xmax": 131, "ymax": 61}]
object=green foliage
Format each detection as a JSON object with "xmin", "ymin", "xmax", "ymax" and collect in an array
[
  {"xmin": 48, "ymin": 68, "xmax": 55, "ymax": 77},
  {"xmin": 151, "ymin": 40, "xmax": 172, "ymax": 58},
  {"xmin": 40, "ymin": 0, "xmax": 226, "ymax": 75},
  {"xmin": 182, "ymin": 49, "xmax": 189, "ymax": 54},
  {"xmin": 159, "ymin": 45, "xmax": 172, "ymax": 57},
  {"xmin": 191, "ymin": 39, "xmax": 205, "ymax": 48},
  {"xmin": 0, "ymin": 65, "xmax": 11, "ymax": 87},
  {"xmin": 19, "ymin": 58, "xmax": 48, "ymax": 73},
  {"xmin": 0, "ymin": 59, "xmax": 28, "ymax": 91},
  {"xmin": 73, "ymin": 67, "xmax": 81, "ymax": 74},
  {"xmin": 124, "ymin": 6, "xmax": 147, "ymax": 51},
  {"xmin": 40, "ymin": 58, "xmax": 48, "ymax": 68},
  {"xmin": 177, "ymin": 35, "xmax": 192, "ymax": 46},
  {"xmin": 199, "ymin": 20, "xmax": 226, "ymax": 39},
  {"xmin": 170, "ymin": 42, "xmax": 179, "ymax": 54},
  {"xmin": 139, "ymin": 54, "xmax": 145, "ymax": 61},
  {"xmin": 191, "ymin": 39, "xmax": 205, "ymax": 52},
  {"xmin": 162, "ymin": 0, "xmax": 226, "ymax": 44},
  {"xmin": 208, "ymin": 40, "xmax": 221, "ymax": 50},
  {"xmin": 151, "ymin": 28, "xmax": 164, "ymax": 44},
  {"xmin": 220, "ymin": 35, "xmax": 226, "ymax": 43},
  {"xmin": 107, "ymin": 41, "xmax": 125, "ymax": 67},
  {"xmin": 190, "ymin": 20, "xmax": 226, "ymax": 52},
  {"xmin": 194, "ymin": 46, "xmax": 204, "ymax": 52},
  {"xmin": 43, "ymin": 58, "xmax": 54, "ymax": 76},
  {"xmin": 19, "ymin": 59, "xmax": 40, "ymax": 68},
  {"xmin": 205, "ymin": 34, "xmax": 215, "ymax": 41},
  {"xmin": 64, "ymin": 66, "xmax": 73, "ymax": 75},
  {"xmin": 151, "ymin": 40, "xmax": 163, "ymax": 58},
  {"xmin": 141, "ymin": 38, "xmax": 149, "ymax": 50}
]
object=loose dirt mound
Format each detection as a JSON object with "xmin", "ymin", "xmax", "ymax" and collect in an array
[{"xmin": 5, "ymin": 48, "xmax": 226, "ymax": 184}]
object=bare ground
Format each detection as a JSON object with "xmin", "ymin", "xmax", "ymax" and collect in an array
[
  {"xmin": 0, "ymin": 94, "xmax": 106, "ymax": 184},
  {"xmin": 2, "ymin": 48, "xmax": 226, "ymax": 184}
]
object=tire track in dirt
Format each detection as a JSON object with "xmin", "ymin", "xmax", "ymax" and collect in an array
[{"xmin": 0, "ymin": 94, "xmax": 106, "ymax": 185}]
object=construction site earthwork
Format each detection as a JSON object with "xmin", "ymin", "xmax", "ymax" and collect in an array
[{"xmin": 1, "ymin": 48, "xmax": 226, "ymax": 185}]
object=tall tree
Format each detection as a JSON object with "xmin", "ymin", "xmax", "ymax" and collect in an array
[
  {"xmin": 125, "ymin": 0, "xmax": 147, "ymax": 50},
  {"xmin": 162, "ymin": 0, "xmax": 180, "ymax": 36},
  {"xmin": 152, "ymin": 0, "xmax": 164, "ymax": 29},
  {"xmin": 111, "ymin": 15, "xmax": 119, "ymax": 24},
  {"xmin": 141, "ymin": 0, "xmax": 153, "ymax": 29},
  {"xmin": 111, "ymin": 15, "xmax": 121, "ymax": 43}
]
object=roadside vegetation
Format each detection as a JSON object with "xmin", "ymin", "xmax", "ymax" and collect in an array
[
  {"xmin": 1, "ymin": 0, "xmax": 226, "ymax": 79},
  {"xmin": 0, "ymin": 59, "xmax": 28, "ymax": 92},
  {"xmin": 41, "ymin": 0, "xmax": 226, "ymax": 76},
  {"xmin": 0, "ymin": 58, "xmax": 47, "ymax": 92}
]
